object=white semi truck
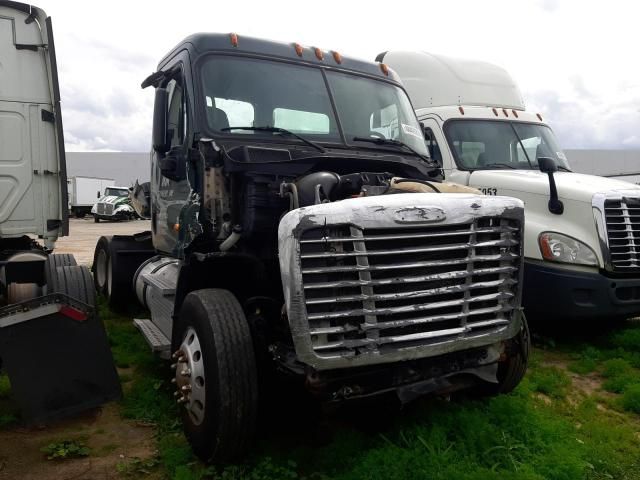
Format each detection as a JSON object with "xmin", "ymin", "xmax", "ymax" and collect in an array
[
  {"xmin": 379, "ymin": 51, "xmax": 640, "ymax": 321},
  {"xmin": 0, "ymin": 0, "xmax": 120, "ymax": 423},
  {"xmin": 68, "ymin": 176, "xmax": 115, "ymax": 218}
]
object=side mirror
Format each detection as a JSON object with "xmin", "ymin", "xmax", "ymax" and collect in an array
[
  {"xmin": 538, "ymin": 157, "xmax": 563, "ymax": 214},
  {"xmin": 538, "ymin": 156, "xmax": 558, "ymax": 173},
  {"xmin": 152, "ymin": 88, "xmax": 170, "ymax": 154}
]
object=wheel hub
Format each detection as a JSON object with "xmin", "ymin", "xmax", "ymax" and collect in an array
[{"xmin": 172, "ymin": 327, "xmax": 206, "ymax": 425}]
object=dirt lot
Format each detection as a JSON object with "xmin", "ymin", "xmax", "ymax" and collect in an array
[{"xmin": 54, "ymin": 218, "xmax": 151, "ymax": 266}]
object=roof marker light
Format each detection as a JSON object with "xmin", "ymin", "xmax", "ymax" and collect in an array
[
  {"xmin": 294, "ymin": 43, "xmax": 303, "ymax": 57},
  {"xmin": 502, "ymin": 108, "xmax": 509, "ymax": 117},
  {"xmin": 331, "ymin": 50, "xmax": 342, "ymax": 64},
  {"xmin": 458, "ymin": 106, "xmax": 465, "ymax": 115},
  {"xmin": 229, "ymin": 33, "xmax": 238, "ymax": 47},
  {"xmin": 379, "ymin": 63, "xmax": 389, "ymax": 75},
  {"xmin": 314, "ymin": 47, "xmax": 324, "ymax": 60},
  {"xmin": 492, "ymin": 108, "xmax": 498, "ymax": 116},
  {"xmin": 536, "ymin": 113, "xmax": 543, "ymax": 121},
  {"xmin": 512, "ymin": 109, "xmax": 518, "ymax": 118}
]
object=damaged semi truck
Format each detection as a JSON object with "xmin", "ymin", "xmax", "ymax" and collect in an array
[
  {"xmin": 93, "ymin": 33, "xmax": 529, "ymax": 462},
  {"xmin": 0, "ymin": 1, "xmax": 120, "ymax": 423}
]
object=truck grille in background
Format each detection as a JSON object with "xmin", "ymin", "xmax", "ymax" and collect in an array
[
  {"xmin": 299, "ymin": 218, "xmax": 522, "ymax": 358},
  {"xmin": 97, "ymin": 203, "xmax": 113, "ymax": 215},
  {"xmin": 605, "ymin": 197, "xmax": 640, "ymax": 270}
]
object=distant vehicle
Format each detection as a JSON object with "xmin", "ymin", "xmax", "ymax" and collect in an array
[
  {"xmin": 68, "ymin": 176, "xmax": 115, "ymax": 218},
  {"xmin": 0, "ymin": 0, "xmax": 120, "ymax": 424},
  {"xmin": 91, "ymin": 186, "xmax": 136, "ymax": 222},
  {"xmin": 380, "ymin": 50, "xmax": 640, "ymax": 322}
]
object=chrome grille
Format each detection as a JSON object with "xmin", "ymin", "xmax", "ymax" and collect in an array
[
  {"xmin": 97, "ymin": 203, "xmax": 105, "ymax": 215},
  {"xmin": 299, "ymin": 217, "xmax": 522, "ymax": 358},
  {"xmin": 604, "ymin": 197, "xmax": 640, "ymax": 270}
]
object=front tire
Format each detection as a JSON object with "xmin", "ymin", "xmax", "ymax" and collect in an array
[
  {"xmin": 94, "ymin": 215, "xmax": 100, "ymax": 223},
  {"xmin": 172, "ymin": 289, "xmax": 258, "ymax": 463}
]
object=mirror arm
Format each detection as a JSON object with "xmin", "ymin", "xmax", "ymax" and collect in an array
[{"xmin": 546, "ymin": 171, "xmax": 564, "ymax": 215}]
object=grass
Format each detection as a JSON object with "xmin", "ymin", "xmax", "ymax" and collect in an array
[{"xmin": 3, "ymin": 300, "xmax": 640, "ymax": 479}]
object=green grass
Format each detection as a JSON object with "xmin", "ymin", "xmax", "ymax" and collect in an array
[{"xmin": 1, "ymin": 299, "xmax": 637, "ymax": 479}]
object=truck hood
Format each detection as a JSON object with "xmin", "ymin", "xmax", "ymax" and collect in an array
[
  {"xmin": 469, "ymin": 170, "xmax": 640, "ymax": 202},
  {"xmin": 97, "ymin": 195, "xmax": 129, "ymax": 205}
]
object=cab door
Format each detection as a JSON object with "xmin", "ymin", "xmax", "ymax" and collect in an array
[
  {"xmin": 421, "ymin": 117, "xmax": 470, "ymax": 185},
  {"xmin": 150, "ymin": 58, "xmax": 195, "ymax": 256}
]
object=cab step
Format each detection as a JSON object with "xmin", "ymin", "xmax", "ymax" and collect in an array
[{"xmin": 133, "ymin": 318, "xmax": 171, "ymax": 359}]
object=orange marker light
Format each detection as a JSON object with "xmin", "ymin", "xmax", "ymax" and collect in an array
[
  {"xmin": 331, "ymin": 50, "xmax": 342, "ymax": 64},
  {"xmin": 173, "ymin": 223, "xmax": 180, "ymax": 232},
  {"xmin": 379, "ymin": 63, "xmax": 389, "ymax": 75},
  {"xmin": 502, "ymin": 108, "xmax": 509, "ymax": 117},
  {"xmin": 294, "ymin": 43, "xmax": 303, "ymax": 57},
  {"xmin": 314, "ymin": 47, "xmax": 324, "ymax": 60},
  {"xmin": 492, "ymin": 108, "xmax": 498, "ymax": 116},
  {"xmin": 512, "ymin": 109, "xmax": 518, "ymax": 118},
  {"xmin": 229, "ymin": 33, "xmax": 238, "ymax": 47},
  {"xmin": 458, "ymin": 106, "xmax": 465, "ymax": 115},
  {"xmin": 536, "ymin": 113, "xmax": 543, "ymax": 121}
]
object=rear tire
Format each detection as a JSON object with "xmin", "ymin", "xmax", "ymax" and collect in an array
[
  {"xmin": 50, "ymin": 265, "xmax": 96, "ymax": 307},
  {"xmin": 91, "ymin": 236, "xmax": 112, "ymax": 296},
  {"xmin": 94, "ymin": 215, "xmax": 100, "ymax": 223},
  {"xmin": 173, "ymin": 289, "xmax": 258, "ymax": 464},
  {"xmin": 45, "ymin": 254, "xmax": 78, "ymax": 294}
]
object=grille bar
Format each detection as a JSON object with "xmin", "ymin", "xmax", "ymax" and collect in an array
[
  {"xmin": 306, "ymin": 278, "xmax": 516, "ymax": 305},
  {"xmin": 300, "ymin": 226, "xmax": 518, "ymax": 244},
  {"xmin": 301, "ymin": 252, "xmax": 519, "ymax": 274},
  {"xmin": 307, "ymin": 291, "xmax": 514, "ymax": 321},
  {"xmin": 300, "ymin": 238, "xmax": 518, "ymax": 259}
]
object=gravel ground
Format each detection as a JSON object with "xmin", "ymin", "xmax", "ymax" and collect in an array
[{"xmin": 53, "ymin": 218, "xmax": 151, "ymax": 266}]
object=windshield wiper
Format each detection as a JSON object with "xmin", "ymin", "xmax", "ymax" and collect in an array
[
  {"xmin": 352, "ymin": 136, "xmax": 435, "ymax": 165},
  {"xmin": 221, "ymin": 126, "xmax": 326, "ymax": 153},
  {"xmin": 557, "ymin": 165, "xmax": 572, "ymax": 172},
  {"xmin": 483, "ymin": 163, "xmax": 516, "ymax": 169}
]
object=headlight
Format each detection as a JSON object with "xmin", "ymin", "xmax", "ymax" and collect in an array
[{"xmin": 538, "ymin": 232, "xmax": 598, "ymax": 266}]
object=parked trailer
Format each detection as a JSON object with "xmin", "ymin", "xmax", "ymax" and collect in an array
[
  {"xmin": 0, "ymin": 0, "xmax": 120, "ymax": 424},
  {"xmin": 68, "ymin": 176, "xmax": 115, "ymax": 218},
  {"xmin": 94, "ymin": 33, "xmax": 529, "ymax": 463},
  {"xmin": 380, "ymin": 50, "xmax": 640, "ymax": 322}
]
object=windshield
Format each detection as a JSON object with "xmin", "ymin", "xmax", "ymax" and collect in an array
[
  {"xmin": 105, "ymin": 188, "xmax": 128, "ymax": 197},
  {"xmin": 200, "ymin": 56, "xmax": 428, "ymax": 156},
  {"xmin": 444, "ymin": 120, "xmax": 570, "ymax": 171}
]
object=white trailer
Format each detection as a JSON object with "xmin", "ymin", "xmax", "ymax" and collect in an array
[
  {"xmin": 380, "ymin": 50, "xmax": 640, "ymax": 322},
  {"xmin": 68, "ymin": 176, "xmax": 115, "ymax": 218}
]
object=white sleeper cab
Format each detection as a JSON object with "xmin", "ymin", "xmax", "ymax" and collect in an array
[{"xmin": 380, "ymin": 50, "xmax": 640, "ymax": 321}]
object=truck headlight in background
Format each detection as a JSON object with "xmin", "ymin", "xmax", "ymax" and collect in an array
[{"xmin": 538, "ymin": 232, "xmax": 598, "ymax": 266}]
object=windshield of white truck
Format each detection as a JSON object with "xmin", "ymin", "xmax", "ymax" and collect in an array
[
  {"xmin": 444, "ymin": 120, "xmax": 571, "ymax": 171},
  {"xmin": 200, "ymin": 56, "xmax": 428, "ymax": 157},
  {"xmin": 104, "ymin": 188, "xmax": 128, "ymax": 197}
]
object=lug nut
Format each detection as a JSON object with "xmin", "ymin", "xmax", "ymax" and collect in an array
[
  {"xmin": 170, "ymin": 378, "xmax": 176, "ymax": 384},
  {"xmin": 177, "ymin": 397, "xmax": 188, "ymax": 404},
  {"xmin": 181, "ymin": 385, "xmax": 191, "ymax": 392},
  {"xmin": 170, "ymin": 363, "xmax": 177, "ymax": 370},
  {"xmin": 172, "ymin": 351, "xmax": 181, "ymax": 360},
  {"xmin": 180, "ymin": 368, "xmax": 191, "ymax": 377},
  {"xmin": 173, "ymin": 391, "xmax": 181, "ymax": 397},
  {"xmin": 178, "ymin": 356, "xmax": 187, "ymax": 363}
]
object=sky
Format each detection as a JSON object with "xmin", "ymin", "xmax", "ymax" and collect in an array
[{"xmin": 32, "ymin": 0, "xmax": 640, "ymax": 152}]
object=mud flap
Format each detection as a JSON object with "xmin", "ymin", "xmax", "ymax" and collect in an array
[{"xmin": 0, "ymin": 293, "xmax": 121, "ymax": 424}]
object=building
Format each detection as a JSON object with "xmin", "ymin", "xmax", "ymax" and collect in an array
[
  {"xmin": 565, "ymin": 149, "xmax": 640, "ymax": 184},
  {"xmin": 66, "ymin": 152, "xmax": 150, "ymax": 187}
]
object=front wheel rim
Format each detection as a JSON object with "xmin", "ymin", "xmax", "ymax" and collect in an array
[{"xmin": 173, "ymin": 327, "xmax": 206, "ymax": 425}]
